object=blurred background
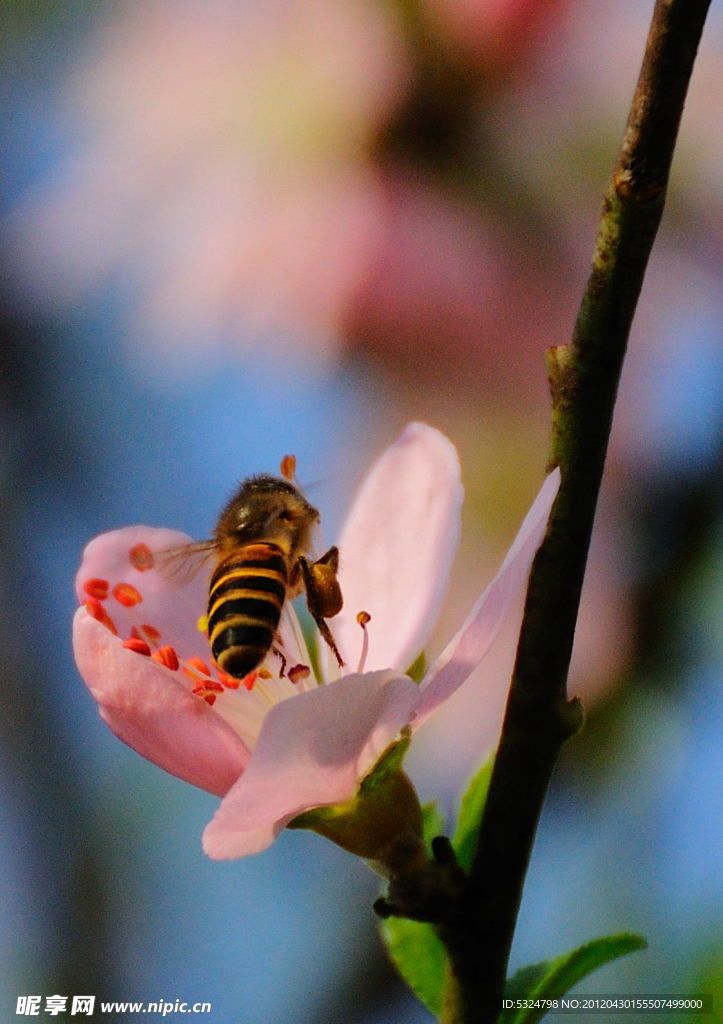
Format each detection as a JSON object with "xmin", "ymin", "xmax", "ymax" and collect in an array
[{"xmin": 1, "ymin": 0, "xmax": 721, "ymax": 1021}]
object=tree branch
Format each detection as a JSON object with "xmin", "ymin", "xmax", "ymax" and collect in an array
[{"xmin": 437, "ymin": 2, "xmax": 712, "ymax": 1020}]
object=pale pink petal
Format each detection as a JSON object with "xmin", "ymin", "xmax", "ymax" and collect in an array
[
  {"xmin": 75, "ymin": 525, "xmax": 212, "ymax": 662},
  {"xmin": 202, "ymin": 670, "xmax": 421, "ymax": 859},
  {"xmin": 334, "ymin": 423, "xmax": 463, "ymax": 674},
  {"xmin": 413, "ymin": 468, "xmax": 560, "ymax": 728},
  {"xmin": 74, "ymin": 609, "xmax": 249, "ymax": 796}
]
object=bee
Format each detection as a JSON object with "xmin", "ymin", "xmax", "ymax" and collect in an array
[{"xmin": 170, "ymin": 469, "xmax": 344, "ymax": 681}]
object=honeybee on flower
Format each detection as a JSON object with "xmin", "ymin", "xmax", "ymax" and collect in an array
[
  {"xmin": 73, "ymin": 423, "xmax": 559, "ymax": 862},
  {"xmin": 160, "ymin": 466, "xmax": 344, "ymax": 687}
]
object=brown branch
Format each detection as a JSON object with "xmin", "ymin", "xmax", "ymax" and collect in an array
[{"xmin": 436, "ymin": 2, "xmax": 713, "ymax": 1020}]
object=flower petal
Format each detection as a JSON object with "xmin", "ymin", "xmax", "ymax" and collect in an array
[
  {"xmin": 74, "ymin": 609, "xmax": 249, "ymax": 796},
  {"xmin": 413, "ymin": 468, "xmax": 560, "ymax": 728},
  {"xmin": 75, "ymin": 525, "xmax": 211, "ymax": 662},
  {"xmin": 334, "ymin": 423, "xmax": 463, "ymax": 673},
  {"xmin": 202, "ymin": 670, "xmax": 421, "ymax": 859}
]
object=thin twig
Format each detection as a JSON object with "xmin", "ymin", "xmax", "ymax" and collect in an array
[{"xmin": 437, "ymin": 2, "xmax": 713, "ymax": 1020}]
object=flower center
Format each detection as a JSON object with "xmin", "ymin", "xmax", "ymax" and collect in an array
[{"xmin": 79, "ymin": 539, "xmax": 314, "ymax": 717}]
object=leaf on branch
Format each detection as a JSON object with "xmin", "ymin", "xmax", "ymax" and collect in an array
[
  {"xmin": 380, "ymin": 760, "xmax": 494, "ymax": 1018},
  {"xmin": 500, "ymin": 932, "xmax": 648, "ymax": 1024},
  {"xmin": 382, "ymin": 916, "xmax": 446, "ymax": 1018},
  {"xmin": 380, "ymin": 801, "xmax": 446, "ymax": 1015},
  {"xmin": 422, "ymin": 800, "xmax": 446, "ymax": 846},
  {"xmin": 451, "ymin": 755, "xmax": 494, "ymax": 872}
]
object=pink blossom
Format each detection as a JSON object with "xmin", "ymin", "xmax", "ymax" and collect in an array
[
  {"xmin": 11, "ymin": 0, "xmax": 409, "ymax": 365},
  {"xmin": 423, "ymin": 0, "xmax": 572, "ymax": 75},
  {"xmin": 73, "ymin": 423, "xmax": 559, "ymax": 859}
]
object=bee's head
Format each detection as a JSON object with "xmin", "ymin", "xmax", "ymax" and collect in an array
[{"xmin": 215, "ymin": 475, "xmax": 319, "ymax": 558}]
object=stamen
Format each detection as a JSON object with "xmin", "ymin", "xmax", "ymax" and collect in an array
[
  {"xmin": 217, "ymin": 669, "xmax": 242, "ymax": 690},
  {"xmin": 129, "ymin": 543, "xmax": 154, "ymax": 571},
  {"xmin": 83, "ymin": 597, "xmax": 104, "ymax": 620},
  {"xmin": 192, "ymin": 680, "xmax": 224, "ymax": 705},
  {"xmin": 288, "ymin": 664, "xmax": 311, "ymax": 685},
  {"xmin": 123, "ymin": 637, "xmax": 152, "ymax": 656},
  {"xmin": 258, "ymin": 667, "xmax": 272, "ymax": 679},
  {"xmin": 152, "ymin": 645, "xmax": 180, "ymax": 671},
  {"xmin": 279, "ymin": 454, "xmax": 297, "ymax": 480},
  {"xmin": 83, "ymin": 598, "xmax": 118, "ymax": 635},
  {"xmin": 112, "ymin": 582, "xmax": 143, "ymax": 607},
  {"xmin": 242, "ymin": 670, "xmax": 258, "ymax": 692},
  {"xmin": 83, "ymin": 578, "xmax": 109, "ymax": 600},
  {"xmin": 140, "ymin": 624, "xmax": 161, "ymax": 642},
  {"xmin": 186, "ymin": 656, "xmax": 211, "ymax": 676},
  {"xmin": 356, "ymin": 611, "xmax": 371, "ymax": 673}
]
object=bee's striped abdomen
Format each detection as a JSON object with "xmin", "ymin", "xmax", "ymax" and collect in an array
[{"xmin": 207, "ymin": 543, "xmax": 287, "ymax": 679}]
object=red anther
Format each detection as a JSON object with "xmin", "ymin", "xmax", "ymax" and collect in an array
[
  {"xmin": 112, "ymin": 582, "xmax": 143, "ymax": 607},
  {"xmin": 356, "ymin": 610, "xmax": 371, "ymax": 627},
  {"xmin": 129, "ymin": 543, "xmax": 155, "ymax": 571},
  {"xmin": 242, "ymin": 670, "xmax": 258, "ymax": 692},
  {"xmin": 187, "ymin": 656, "xmax": 211, "ymax": 676},
  {"xmin": 192, "ymin": 681, "xmax": 223, "ymax": 694},
  {"xmin": 141, "ymin": 624, "xmax": 161, "ymax": 641},
  {"xmin": 192, "ymin": 686, "xmax": 218, "ymax": 706},
  {"xmin": 83, "ymin": 598, "xmax": 119, "ymax": 635},
  {"xmin": 152, "ymin": 645, "xmax": 179, "ymax": 671},
  {"xmin": 279, "ymin": 454, "xmax": 297, "ymax": 480},
  {"xmin": 83, "ymin": 578, "xmax": 109, "ymax": 600},
  {"xmin": 123, "ymin": 637, "xmax": 152, "ymax": 656},
  {"xmin": 217, "ymin": 670, "xmax": 242, "ymax": 690},
  {"xmin": 84, "ymin": 597, "xmax": 105, "ymax": 621},
  {"xmin": 192, "ymin": 680, "xmax": 223, "ymax": 705},
  {"xmin": 258, "ymin": 667, "xmax": 272, "ymax": 679},
  {"xmin": 288, "ymin": 664, "xmax": 310, "ymax": 685}
]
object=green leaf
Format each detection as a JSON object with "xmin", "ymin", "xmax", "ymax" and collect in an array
[
  {"xmin": 500, "ymin": 932, "xmax": 648, "ymax": 1024},
  {"xmin": 380, "ymin": 800, "xmax": 447, "ymax": 1017},
  {"xmin": 502, "ymin": 961, "xmax": 550, "ymax": 1005},
  {"xmin": 421, "ymin": 801, "xmax": 446, "ymax": 848},
  {"xmin": 382, "ymin": 916, "xmax": 446, "ymax": 1019},
  {"xmin": 379, "ymin": 761, "xmax": 494, "ymax": 1017},
  {"xmin": 452, "ymin": 755, "xmax": 494, "ymax": 871}
]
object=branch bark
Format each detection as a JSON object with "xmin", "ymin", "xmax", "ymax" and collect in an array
[{"xmin": 437, "ymin": 2, "xmax": 712, "ymax": 1019}]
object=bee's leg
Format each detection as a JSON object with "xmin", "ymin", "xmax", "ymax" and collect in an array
[
  {"xmin": 272, "ymin": 644, "xmax": 287, "ymax": 678},
  {"xmin": 299, "ymin": 550, "xmax": 345, "ymax": 667},
  {"xmin": 309, "ymin": 547, "xmax": 343, "ymax": 616}
]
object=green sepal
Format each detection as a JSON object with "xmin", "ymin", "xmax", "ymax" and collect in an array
[
  {"xmin": 362, "ymin": 732, "xmax": 411, "ymax": 792},
  {"xmin": 289, "ymin": 733, "xmax": 426, "ymax": 869},
  {"xmin": 500, "ymin": 932, "xmax": 648, "ymax": 1024},
  {"xmin": 405, "ymin": 649, "xmax": 428, "ymax": 683}
]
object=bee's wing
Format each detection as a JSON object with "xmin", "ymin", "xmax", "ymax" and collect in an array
[{"xmin": 156, "ymin": 540, "xmax": 217, "ymax": 585}]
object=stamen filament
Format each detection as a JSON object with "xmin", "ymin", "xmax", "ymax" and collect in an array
[
  {"xmin": 280, "ymin": 604, "xmax": 316, "ymax": 688},
  {"xmin": 356, "ymin": 611, "xmax": 371, "ymax": 674}
]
